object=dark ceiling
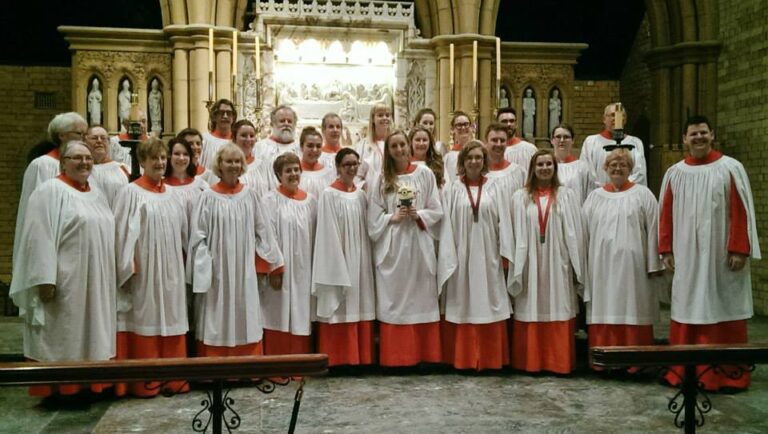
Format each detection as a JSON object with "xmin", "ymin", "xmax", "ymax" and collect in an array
[{"xmin": 1, "ymin": 0, "xmax": 644, "ymax": 80}]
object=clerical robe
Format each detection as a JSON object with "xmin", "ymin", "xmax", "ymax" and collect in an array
[
  {"xmin": 368, "ymin": 164, "xmax": 444, "ymax": 366},
  {"xmin": 355, "ymin": 138, "xmax": 385, "ymax": 190},
  {"xmin": 312, "ymin": 182, "xmax": 376, "ymax": 366},
  {"xmin": 241, "ymin": 157, "xmax": 276, "ymax": 198},
  {"xmin": 91, "ymin": 160, "xmax": 130, "ymax": 209},
  {"xmin": 166, "ymin": 176, "xmax": 209, "ymax": 221},
  {"xmin": 442, "ymin": 145, "xmax": 461, "ymax": 185},
  {"xmin": 486, "ymin": 160, "xmax": 526, "ymax": 216},
  {"xmin": 510, "ymin": 187, "xmax": 585, "ymax": 374},
  {"xmin": 200, "ymin": 131, "xmax": 231, "ymax": 170},
  {"xmin": 503, "ymin": 139, "xmax": 538, "ymax": 175},
  {"xmin": 557, "ymin": 157, "xmax": 595, "ymax": 204},
  {"xmin": 580, "ymin": 132, "xmax": 646, "ymax": 186},
  {"xmin": 255, "ymin": 137, "xmax": 300, "ymax": 164},
  {"xmin": 108, "ymin": 136, "xmax": 133, "ymax": 170},
  {"xmin": 299, "ymin": 163, "xmax": 336, "ymax": 200},
  {"xmin": 318, "ymin": 146, "xmax": 339, "ymax": 171}
]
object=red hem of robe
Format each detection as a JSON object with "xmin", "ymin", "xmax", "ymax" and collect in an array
[
  {"xmin": 195, "ymin": 340, "xmax": 263, "ymax": 357},
  {"xmin": 587, "ymin": 324, "xmax": 654, "ymax": 371},
  {"xmin": 378, "ymin": 321, "xmax": 441, "ymax": 367},
  {"xmin": 664, "ymin": 320, "xmax": 750, "ymax": 391},
  {"xmin": 115, "ymin": 332, "xmax": 188, "ymax": 397},
  {"xmin": 511, "ymin": 319, "xmax": 576, "ymax": 374},
  {"xmin": 316, "ymin": 321, "xmax": 375, "ymax": 367},
  {"xmin": 262, "ymin": 329, "xmax": 312, "ymax": 355},
  {"xmin": 440, "ymin": 320, "xmax": 509, "ymax": 370},
  {"xmin": 26, "ymin": 355, "xmax": 112, "ymax": 397}
]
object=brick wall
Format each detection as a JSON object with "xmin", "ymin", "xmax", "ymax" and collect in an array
[
  {"xmin": 571, "ymin": 80, "xmax": 620, "ymax": 152},
  {"xmin": 716, "ymin": 0, "xmax": 768, "ymax": 314},
  {"xmin": 0, "ymin": 66, "xmax": 72, "ymax": 282}
]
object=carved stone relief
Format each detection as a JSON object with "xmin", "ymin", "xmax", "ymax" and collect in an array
[{"xmin": 406, "ymin": 61, "xmax": 425, "ymax": 125}]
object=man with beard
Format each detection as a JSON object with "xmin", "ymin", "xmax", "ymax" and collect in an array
[
  {"xmin": 199, "ymin": 99, "xmax": 237, "ymax": 170},
  {"xmin": 497, "ymin": 107, "xmax": 537, "ymax": 170},
  {"xmin": 255, "ymin": 105, "xmax": 300, "ymax": 164}
]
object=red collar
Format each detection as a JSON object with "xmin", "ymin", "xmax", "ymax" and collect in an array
[
  {"xmin": 685, "ymin": 150, "xmax": 722, "ymax": 165},
  {"xmin": 56, "ymin": 173, "xmax": 90, "ymax": 192},
  {"xmin": 535, "ymin": 186, "xmax": 553, "ymax": 196},
  {"xmin": 603, "ymin": 181, "xmax": 635, "ymax": 192},
  {"xmin": 134, "ymin": 175, "xmax": 166, "ymax": 193},
  {"xmin": 245, "ymin": 154, "xmax": 255, "ymax": 165},
  {"xmin": 396, "ymin": 163, "xmax": 417, "ymax": 175},
  {"xmin": 212, "ymin": 180, "xmax": 244, "ymax": 194},
  {"xmin": 195, "ymin": 165, "xmax": 205, "ymax": 175},
  {"xmin": 599, "ymin": 130, "xmax": 613, "ymax": 139},
  {"xmin": 165, "ymin": 176, "xmax": 194, "ymax": 186},
  {"xmin": 322, "ymin": 143, "xmax": 341, "ymax": 153},
  {"xmin": 301, "ymin": 160, "xmax": 324, "ymax": 171},
  {"xmin": 278, "ymin": 185, "xmax": 307, "ymax": 200},
  {"xmin": 331, "ymin": 179, "xmax": 356, "ymax": 192},
  {"xmin": 489, "ymin": 160, "xmax": 510, "ymax": 171},
  {"xmin": 47, "ymin": 148, "xmax": 61, "ymax": 160},
  {"xmin": 119, "ymin": 133, "xmax": 148, "ymax": 141},
  {"xmin": 411, "ymin": 155, "xmax": 427, "ymax": 162},
  {"xmin": 451, "ymin": 143, "xmax": 463, "ymax": 151},
  {"xmin": 462, "ymin": 175, "xmax": 487, "ymax": 187},
  {"xmin": 211, "ymin": 130, "xmax": 232, "ymax": 140},
  {"xmin": 270, "ymin": 135, "xmax": 293, "ymax": 145},
  {"xmin": 559, "ymin": 155, "xmax": 577, "ymax": 163},
  {"xmin": 507, "ymin": 137, "xmax": 522, "ymax": 146}
]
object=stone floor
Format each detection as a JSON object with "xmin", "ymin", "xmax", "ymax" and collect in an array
[{"xmin": 1, "ymin": 311, "xmax": 768, "ymax": 434}]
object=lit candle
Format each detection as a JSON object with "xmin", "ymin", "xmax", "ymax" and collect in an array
[
  {"xmin": 232, "ymin": 30, "xmax": 238, "ymax": 77},
  {"xmin": 472, "ymin": 41, "xmax": 478, "ymax": 84},
  {"xmin": 614, "ymin": 103, "xmax": 624, "ymax": 129},
  {"xmin": 208, "ymin": 28, "xmax": 214, "ymax": 73},
  {"xmin": 449, "ymin": 43, "xmax": 454, "ymax": 86},
  {"xmin": 496, "ymin": 37, "xmax": 501, "ymax": 80},
  {"xmin": 255, "ymin": 35, "xmax": 261, "ymax": 79}
]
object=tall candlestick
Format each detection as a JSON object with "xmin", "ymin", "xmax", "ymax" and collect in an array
[
  {"xmin": 232, "ymin": 30, "xmax": 238, "ymax": 77},
  {"xmin": 615, "ymin": 103, "xmax": 624, "ymax": 129},
  {"xmin": 208, "ymin": 28, "xmax": 214, "ymax": 73},
  {"xmin": 449, "ymin": 43, "xmax": 454, "ymax": 86},
  {"xmin": 496, "ymin": 37, "xmax": 501, "ymax": 80},
  {"xmin": 472, "ymin": 41, "xmax": 478, "ymax": 84},
  {"xmin": 255, "ymin": 35, "xmax": 261, "ymax": 79}
]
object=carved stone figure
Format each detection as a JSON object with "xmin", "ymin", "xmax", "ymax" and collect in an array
[
  {"xmin": 523, "ymin": 88, "xmax": 536, "ymax": 138},
  {"xmin": 148, "ymin": 78, "xmax": 163, "ymax": 134},
  {"xmin": 118, "ymin": 79, "xmax": 132, "ymax": 130},
  {"xmin": 499, "ymin": 88, "xmax": 509, "ymax": 108},
  {"xmin": 87, "ymin": 78, "xmax": 102, "ymax": 125},
  {"xmin": 548, "ymin": 88, "xmax": 562, "ymax": 135}
]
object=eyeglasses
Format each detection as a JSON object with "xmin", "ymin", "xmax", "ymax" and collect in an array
[
  {"xmin": 453, "ymin": 122, "xmax": 471, "ymax": 129},
  {"xmin": 64, "ymin": 155, "xmax": 94, "ymax": 163},
  {"xmin": 217, "ymin": 110, "xmax": 234, "ymax": 117},
  {"xmin": 66, "ymin": 131, "xmax": 86, "ymax": 138},
  {"xmin": 86, "ymin": 135, "xmax": 109, "ymax": 142}
]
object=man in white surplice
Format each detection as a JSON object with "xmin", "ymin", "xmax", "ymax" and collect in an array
[{"xmin": 254, "ymin": 104, "xmax": 300, "ymax": 164}]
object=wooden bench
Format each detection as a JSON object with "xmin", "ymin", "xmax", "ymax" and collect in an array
[
  {"xmin": 592, "ymin": 343, "xmax": 768, "ymax": 434},
  {"xmin": 0, "ymin": 354, "xmax": 328, "ymax": 434}
]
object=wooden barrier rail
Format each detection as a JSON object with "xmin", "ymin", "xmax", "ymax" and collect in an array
[
  {"xmin": 592, "ymin": 343, "xmax": 768, "ymax": 434},
  {"xmin": 0, "ymin": 354, "xmax": 328, "ymax": 434}
]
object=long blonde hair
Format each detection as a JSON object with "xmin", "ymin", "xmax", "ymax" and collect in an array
[
  {"xmin": 368, "ymin": 102, "xmax": 392, "ymax": 143},
  {"xmin": 381, "ymin": 130, "xmax": 409, "ymax": 194}
]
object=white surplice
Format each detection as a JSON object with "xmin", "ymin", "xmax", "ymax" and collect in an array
[
  {"xmin": 503, "ymin": 141, "xmax": 538, "ymax": 176},
  {"xmin": 368, "ymin": 165, "xmax": 444, "ymax": 324},
  {"xmin": 580, "ymin": 133, "xmax": 647, "ymax": 186},
  {"xmin": 259, "ymin": 191, "xmax": 317, "ymax": 335},
  {"xmin": 660, "ymin": 156, "xmax": 761, "ymax": 324},
  {"xmin": 557, "ymin": 159, "xmax": 595, "ymax": 204},
  {"xmin": 11, "ymin": 178, "xmax": 116, "ymax": 361},
  {"xmin": 486, "ymin": 162, "xmax": 526, "ymax": 215},
  {"xmin": 299, "ymin": 167, "xmax": 336, "ymax": 200},
  {"xmin": 254, "ymin": 137, "xmax": 300, "ymax": 165},
  {"xmin": 312, "ymin": 187, "xmax": 376, "ymax": 323},
  {"xmin": 355, "ymin": 139, "xmax": 385, "ymax": 190},
  {"xmin": 318, "ymin": 151, "xmax": 338, "ymax": 172},
  {"xmin": 443, "ymin": 149, "xmax": 460, "ymax": 185},
  {"xmin": 91, "ymin": 161, "xmax": 130, "ymax": 209},
  {"xmin": 583, "ymin": 184, "xmax": 662, "ymax": 325},
  {"xmin": 199, "ymin": 132, "xmax": 231, "ymax": 170},
  {"xmin": 438, "ymin": 180, "xmax": 514, "ymax": 324},
  {"xmin": 187, "ymin": 187, "xmax": 284, "ymax": 346},
  {"xmin": 510, "ymin": 187, "xmax": 585, "ymax": 322},
  {"xmin": 114, "ymin": 184, "xmax": 188, "ymax": 336},
  {"xmin": 109, "ymin": 137, "xmax": 133, "ymax": 170},
  {"xmin": 167, "ymin": 177, "xmax": 209, "ymax": 220},
  {"xmin": 241, "ymin": 158, "xmax": 277, "ymax": 198},
  {"xmin": 14, "ymin": 153, "xmax": 60, "ymax": 268}
]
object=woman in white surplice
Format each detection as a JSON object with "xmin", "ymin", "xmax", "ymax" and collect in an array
[
  {"xmin": 298, "ymin": 126, "xmax": 336, "ymax": 199},
  {"xmin": 409, "ymin": 126, "xmax": 446, "ymax": 191},
  {"xmin": 355, "ymin": 103, "xmax": 391, "ymax": 190},
  {"xmin": 113, "ymin": 138, "xmax": 189, "ymax": 397},
  {"xmin": 438, "ymin": 142, "xmax": 514, "ymax": 370},
  {"xmin": 234, "ymin": 119, "xmax": 275, "ymax": 198},
  {"xmin": 187, "ymin": 143, "xmax": 284, "ymax": 357},
  {"xmin": 551, "ymin": 124, "xmax": 595, "ymax": 204},
  {"xmin": 85, "ymin": 125, "xmax": 130, "ymax": 209},
  {"xmin": 510, "ymin": 149, "xmax": 586, "ymax": 375},
  {"xmin": 259, "ymin": 153, "xmax": 318, "ymax": 355},
  {"xmin": 164, "ymin": 137, "xmax": 208, "ymax": 220},
  {"xmin": 368, "ymin": 130, "xmax": 444, "ymax": 367},
  {"xmin": 11, "ymin": 141, "xmax": 116, "ymax": 398},
  {"xmin": 177, "ymin": 127, "xmax": 219, "ymax": 185},
  {"xmin": 582, "ymin": 149, "xmax": 663, "ymax": 370},
  {"xmin": 313, "ymin": 148, "xmax": 376, "ymax": 367}
]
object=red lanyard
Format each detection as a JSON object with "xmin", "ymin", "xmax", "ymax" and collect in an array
[
  {"xmin": 535, "ymin": 190, "xmax": 553, "ymax": 243},
  {"xmin": 462, "ymin": 176, "xmax": 485, "ymax": 222}
]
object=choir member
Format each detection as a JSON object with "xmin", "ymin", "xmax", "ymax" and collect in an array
[
  {"xmin": 409, "ymin": 126, "xmax": 445, "ymax": 190},
  {"xmin": 11, "ymin": 140, "xmax": 116, "ymax": 398},
  {"xmin": 85, "ymin": 125, "xmax": 130, "ymax": 209},
  {"xmin": 368, "ymin": 131, "xmax": 444, "ymax": 367},
  {"xmin": 298, "ymin": 126, "xmax": 336, "ymax": 199},
  {"xmin": 356, "ymin": 103, "xmax": 392, "ymax": 190},
  {"xmin": 199, "ymin": 99, "xmax": 236, "ymax": 170},
  {"xmin": 164, "ymin": 137, "xmax": 209, "ymax": 217},
  {"xmin": 177, "ymin": 127, "xmax": 218, "ymax": 184},
  {"xmin": 551, "ymin": 124, "xmax": 595, "ymax": 204},
  {"xmin": 413, "ymin": 108, "xmax": 446, "ymax": 155},
  {"xmin": 319, "ymin": 112, "xmax": 343, "ymax": 170},
  {"xmin": 260, "ymin": 153, "xmax": 318, "ymax": 354},
  {"xmin": 255, "ymin": 105, "xmax": 300, "ymax": 162},
  {"xmin": 113, "ymin": 138, "xmax": 189, "ymax": 397},
  {"xmin": 312, "ymin": 148, "xmax": 376, "ymax": 366},
  {"xmin": 187, "ymin": 144, "xmax": 284, "ymax": 357},
  {"xmin": 510, "ymin": 149, "xmax": 585, "ymax": 374},
  {"xmin": 438, "ymin": 142, "xmax": 514, "ymax": 370},
  {"xmin": 582, "ymin": 149, "xmax": 662, "ymax": 369},
  {"xmin": 580, "ymin": 103, "xmax": 647, "ymax": 187},
  {"xmin": 234, "ymin": 119, "xmax": 276, "ymax": 197},
  {"xmin": 108, "ymin": 110, "xmax": 146, "ymax": 168},
  {"xmin": 14, "ymin": 112, "xmax": 87, "ymax": 268},
  {"xmin": 483, "ymin": 124, "xmax": 525, "ymax": 209},
  {"xmin": 443, "ymin": 111, "xmax": 473, "ymax": 185},
  {"xmin": 659, "ymin": 116, "xmax": 760, "ymax": 391},
  {"xmin": 497, "ymin": 108, "xmax": 537, "ymax": 171}
]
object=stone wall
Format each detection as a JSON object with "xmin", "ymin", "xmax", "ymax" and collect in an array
[
  {"xmin": 0, "ymin": 66, "xmax": 72, "ymax": 282},
  {"xmin": 717, "ymin": 0, "xmax": 768, "ymax": 314},
  {"xmin": 571, "ymin": 80, "xmax": 620, "ymax": 152}
]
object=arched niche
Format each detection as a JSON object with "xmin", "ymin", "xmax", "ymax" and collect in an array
[
  {"xmin": 86, "ymin": 74, "xmax": 105, "ymax": 127},
  {"xmin": 547, "ymin": 86, "xmax": 563, "ymax": 137},
  {"xmin": 521, "ymin": 86, "xmax": 536, "ymax": 139}
]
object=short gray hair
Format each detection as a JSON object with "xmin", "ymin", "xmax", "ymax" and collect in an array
[
  {"xmin": 270, "ymin": 105, "xmax": 297, "ymax": 126},
  {"xmin": 59, "ymin": 140, "xmax": 91, "ymax": 171},
  {"xmin": 48, "ymin": 112, "xmax": 87, "ymax": 145}
]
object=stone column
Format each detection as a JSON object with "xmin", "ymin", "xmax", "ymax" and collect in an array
[
  {"xmin": 105, "ymin": 79, "xmax": 118, "ymax": 133},
  {"xmin": 172, "ymin": 47, "xmax": 189, "ymax": 131},
  {"xmin": 216, "ymin": 47, "xmax": 232, "ymax": 101},
  {"xmin": 190, "ymin": 36, "xmax": 211, "ymax": 132}
]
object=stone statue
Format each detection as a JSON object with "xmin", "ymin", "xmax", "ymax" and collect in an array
[
  {"xmin": 523, "ymin": 88, "xmax": 536, "ymax": 138},
  {"xmin": 548, "ymin": 89, "xmax": 562, "ymax": 135},
  {"xmin": 118, "ymin": 79, "xmax": 132, "ymax": 131},
  {"xmin": 148, "ymin": 78, "xmax": 163, "ymax": 134},
  {"xmin": 499, "ymin": 88, "xmax": 509, "ymax": 108},
  {"xmin": 87, "ymin": 78, "xmax": 102, "ymax": 125}
]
